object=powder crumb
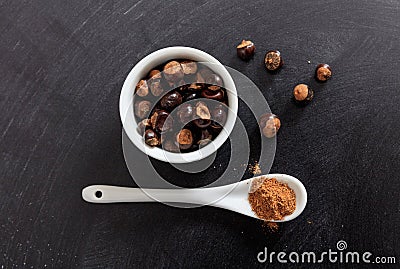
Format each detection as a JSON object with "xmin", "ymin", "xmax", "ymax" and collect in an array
[
  {"xmin": 263, "ymin": 221, "xmax": 279, "ymax": 232},
  {"xmin": 307, "ymin": 60, "xmax": 311, "ymax": 64},
  {"xmin": 248, "ymin": 177, "xmax": 296, "ymax": 221},
  {"xmin": 249, "ymin": 162, "xmax": 262, "ymax": 175},
  {"xmin": 307, "ymin": 220, "xmax": 312, "ymax": 224}
]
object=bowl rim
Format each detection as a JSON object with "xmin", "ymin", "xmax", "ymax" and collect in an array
[{"xmin": 119, "ymin": 46, "xmax": 238, "ymax": 163}]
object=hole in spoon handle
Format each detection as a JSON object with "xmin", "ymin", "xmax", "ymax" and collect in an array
[
  {"xmin": 81, "ymin": 185, "xmax": 153, "ymax": 203},
  {"xmin": 95, "ymin": 191, "xmax": 102, "ymax": 198}
]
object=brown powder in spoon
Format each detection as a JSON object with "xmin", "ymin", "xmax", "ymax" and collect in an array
[{"xmin": 248, "ymin": 177, "xmax": 296, "ymax": 221}]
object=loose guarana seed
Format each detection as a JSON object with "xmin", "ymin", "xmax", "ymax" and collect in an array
[
  {"xmin": 293, "ymin": 84, "xmax": 314, "ymax": 104},
  {"xmin": 196, "ymin": 69, "xmax": 218, "ymax": 84},
  {"xmin": 315, "ymin": 64, "xmax": 332, "ymax": 82},
  {"xmin": 264, "ymin": 50, "xmax": 283, "ymax": 71},
  {"xmin": 206, "ymin": 73, "xmax": 223, "ymax": 86},
  {"xmin": 237, "ymin": 40, "xmax": 255, "ymax": 61},
  {"xmin": 149, "ymin": 80, "xmax": 164, "ymax": 97},
  {"xmin": 184, "ymin": 91, "xmax": 200, "ymax": 102},
  {"xmin": 193, "ymin": 119, "xmax": 211, "ymax": 128},
  {"xmin": 137, "ymin": 119, "xmax": 151, "ymax": 135},
  {"xmin": 144, "ymin": 129, "xmax": 160, "ymax": 146},
  {"xmin": 177, "ymin": 103, "xmax": 194, "ymax": 124},
  {"xmin": 134, "ymin": 100, "xmax": 152, "ymax": 119},
  {"xmin": 195, "ymin": 101, "xmax": 211, "ymax": 120},
  {"xmin": 148, "ymin": 70, "xmax": 162, "ymax": 79},
  {"xmin": 201, "ymin": 89, "xmax": 224, "ymax": 101},
  {"xmin": 259, "ymin": 113, "xmax": 281, "ymax": 138},
  {"xmin": 163, "ymin": 61, "xmax": 184, "ymax": 82},
  {"xmin": 160, "ymin": 91, "xmax": 183, "ymax": 111},
  {"xmin": 198, "ymin": 129, "xmax": 212, "ymax": 146},
  {"xmin": 135, "ymin": 79, "xmax": 149, "ymax": 97},
  {"xmin": 211, "ymin": 104, "xmax": 227, "ymax": 126},
  {"xmin": 150, "ymin": 110, "xmax": 173, "ymax": 133},
  {"xmin": 176, "ymin": 129, "xmax": 193, "ymax": 150},
  {"xmin": 194, "ymin": 100, "xmax": 212, "ymax": 128},
  {"xmin": 180, "ymin": 61, "xmax": 198, "ymax": 75}
]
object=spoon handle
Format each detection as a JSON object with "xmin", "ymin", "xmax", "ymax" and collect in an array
[
  {"xmin": 82, "ymin": 185, "xmax": 226, "ymax": 204},
  {"xmin": 82, "ymin": 185, "xmax": 153, "ymax": 203}
]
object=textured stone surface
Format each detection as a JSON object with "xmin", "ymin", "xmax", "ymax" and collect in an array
[{"xmin": 1, "ymin": 0, "xmax": 399, "ymax": 267}]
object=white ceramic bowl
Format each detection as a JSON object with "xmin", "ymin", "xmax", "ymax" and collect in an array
[{"xmin": 120, "ymin": 46, "xmax": 238, "ymax": 163}]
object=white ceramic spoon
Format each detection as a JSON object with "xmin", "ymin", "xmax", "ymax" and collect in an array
[{"xmin": 82, "ymin": 173, "xmax": 307, "ymax": 222}]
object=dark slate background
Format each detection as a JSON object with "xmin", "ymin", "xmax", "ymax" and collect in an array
[{"xmin": 1, "ymin": 0, "xmax": 399, "ymax": 268}]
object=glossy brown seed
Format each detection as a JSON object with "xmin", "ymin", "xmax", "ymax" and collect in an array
[
  {"xmin": 208, "ymin": 85, "xmax": 220, "ymax": 91},
  {"xmin": 193, "ymin": 119, "xmax": 211, "ymax": 128},
  {"xmin": 209, "ymin": 122, "xmax": 222, "ymax": 130},
  {"xmin": 180, "ymin": 60, "xmax": 198, "ymax": 75},
  {"xmin": 206, "ymin": 73, "xmax": 223, "ymax": 86},
  {"xmin": 135, "ymin": 79, "xmax": 149, "ymax": 97},
  {"xmin": 163, "ymin": 61, "xmax": 184, "ymax": 82},
  {"xmin": 195, "ymin": 101, "xmax": 211, "ymax": 120},
  {"xmin": 149, "ymin": 80, "xmax": 164, "ymax": 97},
  {"xmin": 237, "ymin": 40, "xmax": 255, "ymax": 61},
  {"xmin": 160, "ymin": 91, "xmax": 183, "ymax": 111},
  {"xmin": 177, "ymin": 103, "xmax": 194, "ymax": 124},
  {"xmin": 198, "ymin": 138, "xmax": 212, "ymax": 147},
  {"xmin": 188, "ymin": 83, "xmax": 203, "ymax": 91},
  {"xmin": 201, "ymin": 89, "xmax": 224, "ymax": 101},
  {"xmin": 315, "ymin": 64, "xmax": 332, "ymax": 82},
  {"xmin": 259, "ymin": 113, "xmax": 281, "ymax": 138},
  {"xmin": 264, "ymin": 50, "xmax": 283, "ymax": 71},
  {"xmin": 200, "ymin": 129, "xmax": 212, "ymax": 140},
  {"xmin": 198, "ymin": 129, "xmax": 212, "ymax": 146},
  {"xmin": 293, "ymin": 84, "xmax": 314, "ymax": 104},
  {"xmin": 176, "ymin": 83, "xmax": 189, "ymax": 92},
  {"xmin": 184, "ymin": 91, "xmax": 199, "ymax": 102},
  {"xmin": 144, "ymin": 129, "xmax": 160, "ymax": 146},
  {"xmin": 176, "ymin": 129, "xmax": 193, "ymax": 150},
  {"xmin": 196, "ymin": 69, "xmax": 213, "ymax": 83},
  {"xmin": 134, "ymin": 100, "xmax": 152, "ymax": 119},
  {"xmin": 148, "ymin": 69, "xmax": 162, "ymax": 79},
  {"xmin": 167, "ymin": 79, "xmax": 187, "ymax": 91},
  {"xmin": 212, "ymin": 105, "xmax": 227, "ymax": 125},
  {"xmin": 150, "ymin": 110, "xmax": 173, "ymax": 133},
  {"xmin": 137, "ymin": 119, "xmax": 151, "ymax": 135}
]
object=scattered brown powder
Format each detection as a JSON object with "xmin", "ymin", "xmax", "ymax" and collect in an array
[
  {"xmin": 249, "ymin": 161, "xmax": 262, "ymax": 175},
  {"xmin": 248, "ymin": 177, "xmax": 296, "ymax": 221},
  {"xmin": 263, "ymin": 221, "xmax": 279, "ymax": 232}
]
